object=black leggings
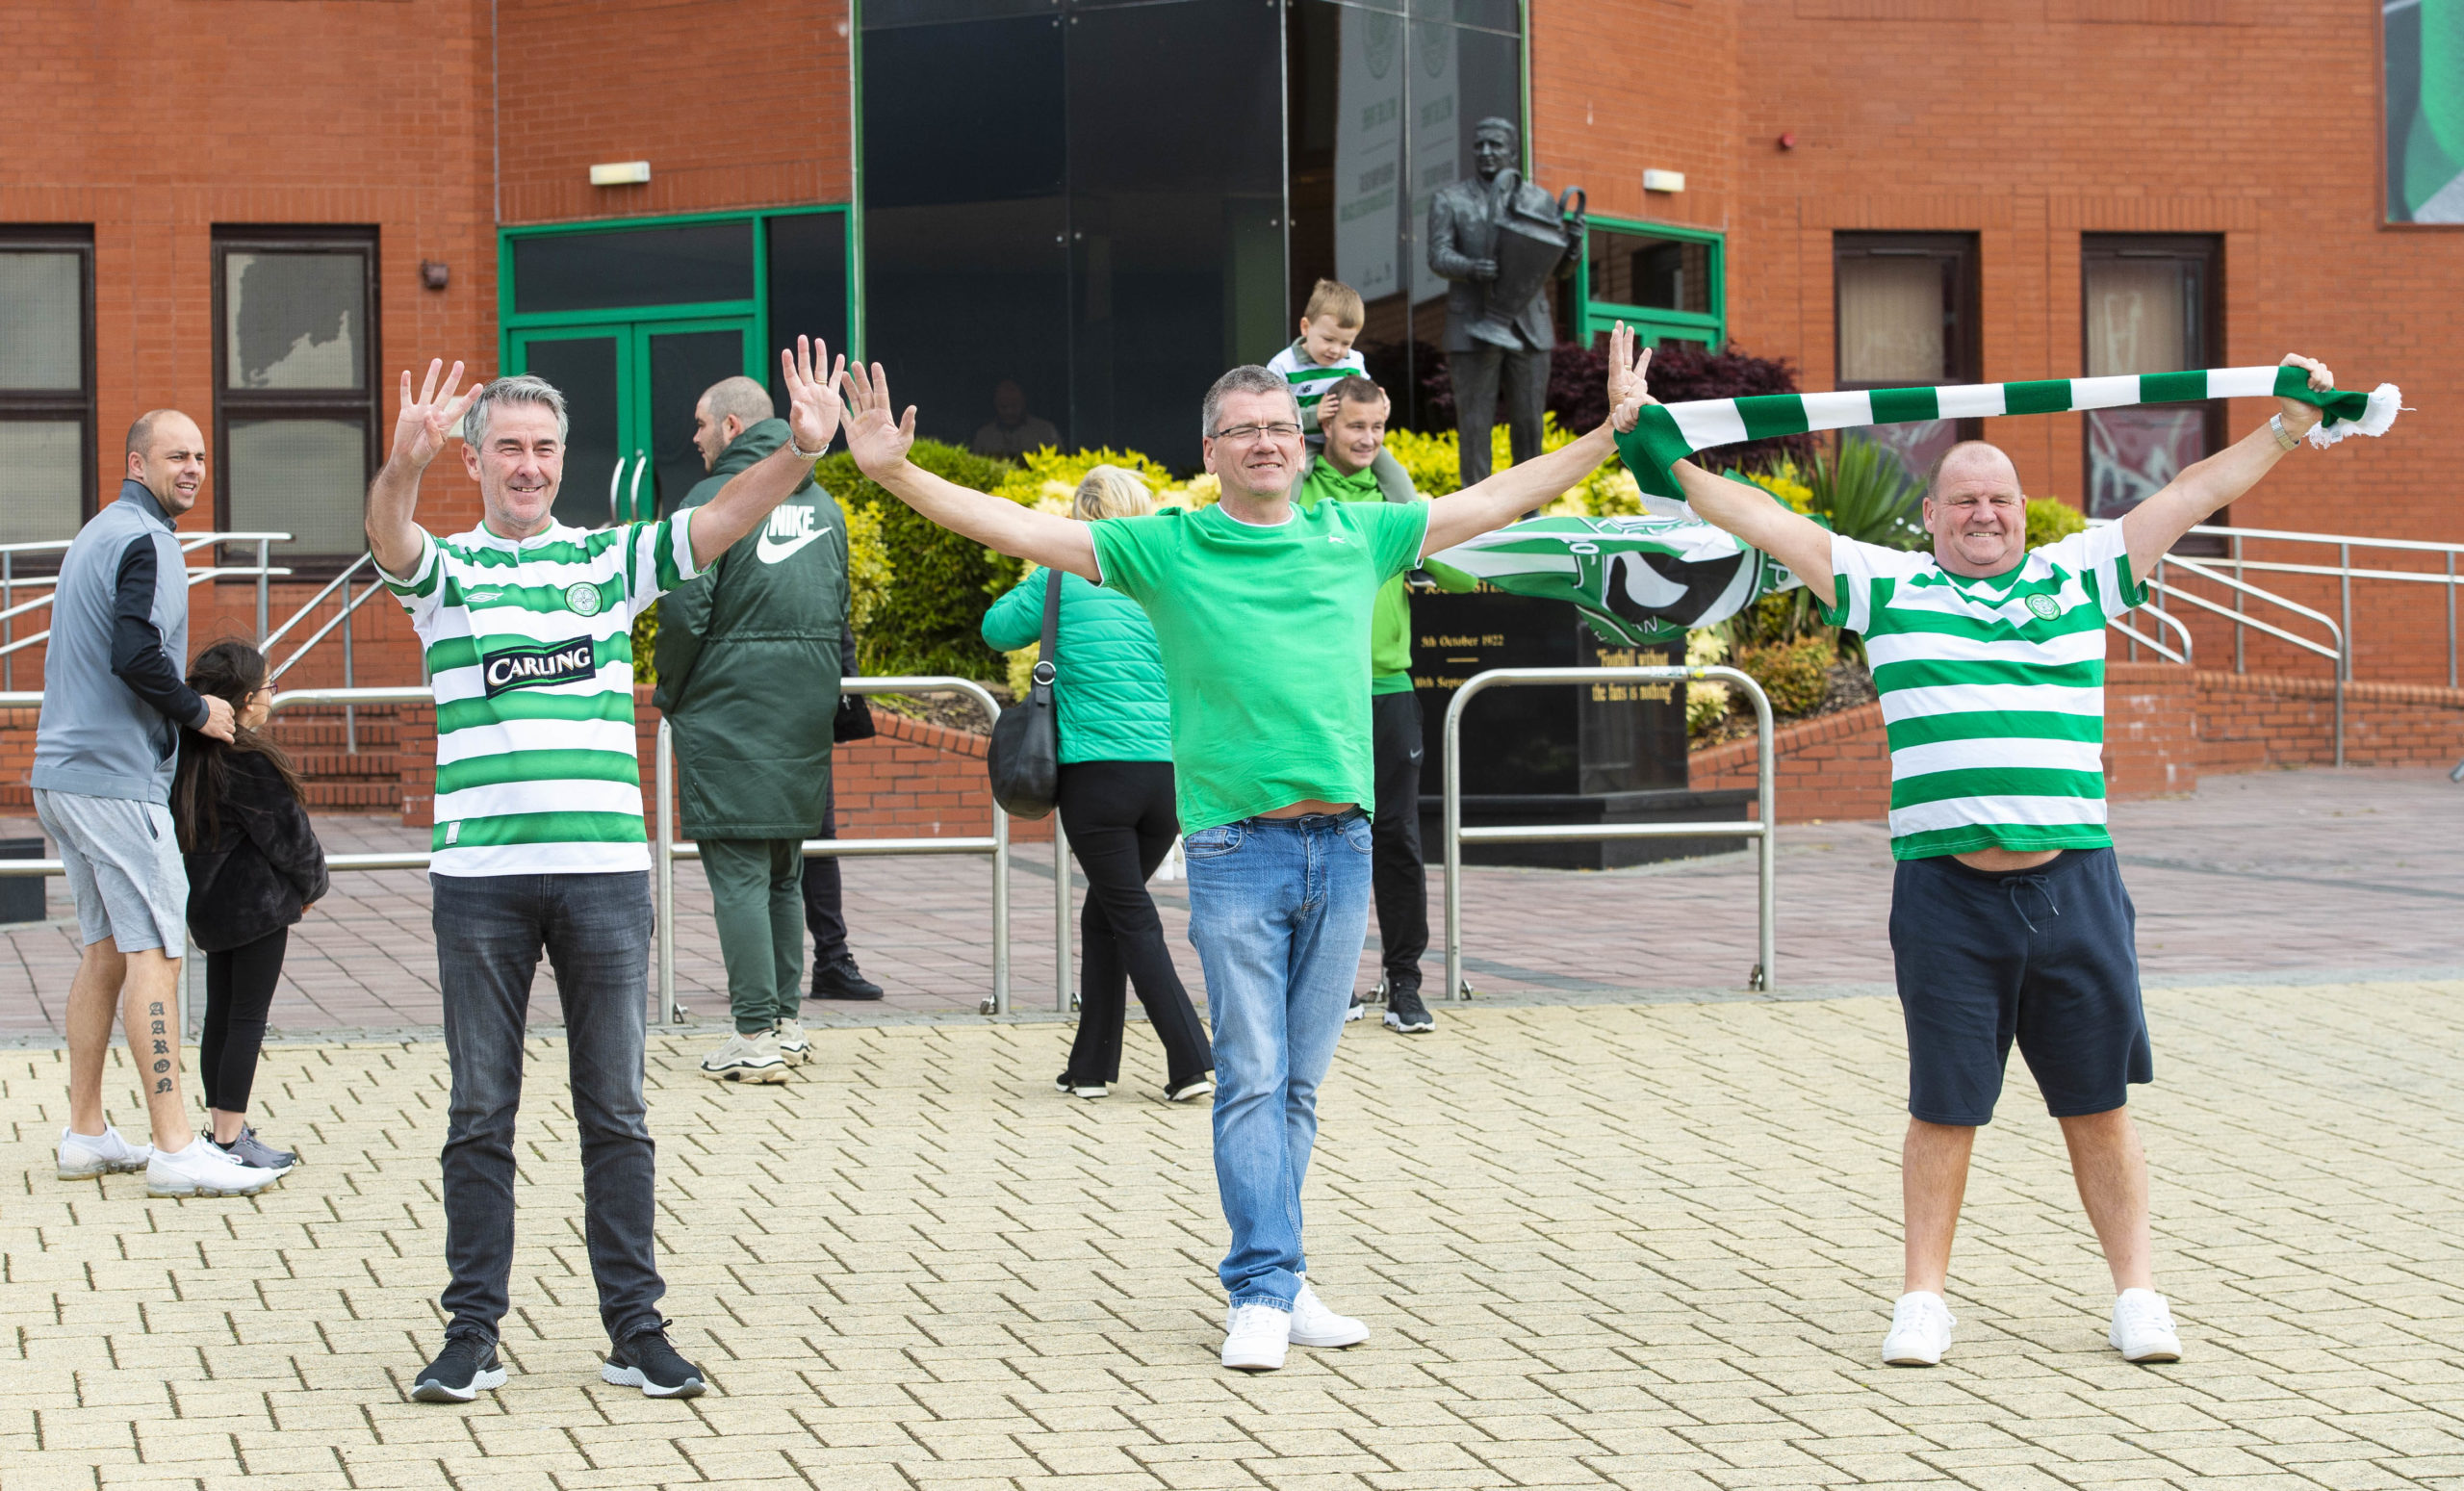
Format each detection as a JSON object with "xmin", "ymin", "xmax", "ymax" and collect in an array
[
  {"xmin": 1056, "ymin": 760, "xmax": 1211, "ymax": 1088},
  {"xmin": 200, "ymin": 926, "xmax": 287, "ymax": 1114}
]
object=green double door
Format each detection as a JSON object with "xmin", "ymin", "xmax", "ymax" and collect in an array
[{"xmin": 508, "ymin": 319, "xmax": 760, "ymax": 527}]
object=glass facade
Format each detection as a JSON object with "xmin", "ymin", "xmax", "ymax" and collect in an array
[
  {"xmin": 1285, "ymin": 0, "xmax": 1526, "ymax": 428},
  {"xmin": 861, "ymin": 0, "xmax": 1287, "ymax": 462}
]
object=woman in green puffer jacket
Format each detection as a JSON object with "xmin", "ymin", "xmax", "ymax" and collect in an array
[{"xmin": 983, "ymin": 467, "xmax": 1213, "ymax": 1103}]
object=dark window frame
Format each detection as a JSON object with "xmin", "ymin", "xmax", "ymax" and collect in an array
[
  {"xmin": 1833, "ymin": 229, "xmax": 1982, "ymax": 400},
  {"xmin": 0, "ymin": 224, "xmax": 98, "ymax": 542},
  {"xmin": 210, "ymin": 224, "xmax": 382, "ymax": 570},
  {"xmin": 2080, "ymin": 233, "xmax": 2225, "ymax": 533}
]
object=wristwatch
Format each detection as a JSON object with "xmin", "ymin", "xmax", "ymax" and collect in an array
[
  {"xmin": 2268, "ymin": 413, "xmax": 2299, "ymax": 451},
  {"xmin": 787, "ymin": 430, "xmax": 829, "ymax": 461}
]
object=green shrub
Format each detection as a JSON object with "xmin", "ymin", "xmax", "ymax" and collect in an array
[
  {"xmin": 1736, "ymin": 635, "xmax": 1833, "ymax": 717},
  {"xmin": 813, "ymin": 440, "xmax": 1019, "ymax": 681},
  {"xmin": 1810, "ymin": 436, "xmax": 1925, "ymax": 551},
  {"xmin": 2026, "ymin": 496, "xmax": 2088, "ymax": 551},
  {"xmin": 631, "ymin": 604, "xmax": 658, "ymax": 684}
]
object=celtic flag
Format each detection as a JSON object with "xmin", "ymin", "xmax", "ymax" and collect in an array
[{"xmin": 1425, "ymin": 514, "xmax": 1802, "ymax": 649}]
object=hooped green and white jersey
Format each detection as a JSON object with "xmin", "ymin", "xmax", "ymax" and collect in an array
[
  {"xmin": 1819, "ymin": 524, "xmax": 2144, "ymax": 861},
  {"xmin": 1265, "ymin": 340, "xmax": 1365, "ymax": 396},
  {"xmin": 379, "ymin": 515, "xmax": 699, "ymax": 876}
]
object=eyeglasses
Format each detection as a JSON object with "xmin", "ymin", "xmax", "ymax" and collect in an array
[{"xmin": 1210, "ymin": 422, "xmax": 1303, "ymax": 443}]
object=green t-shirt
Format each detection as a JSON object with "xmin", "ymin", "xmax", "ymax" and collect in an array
[
  {"xmin": 1090, "ymin": 499, "xmax": 1432, "ymax": 834},
  {"xmin": 1296, "ymin": 455, "xmax": 1419, "ymax": 694}
]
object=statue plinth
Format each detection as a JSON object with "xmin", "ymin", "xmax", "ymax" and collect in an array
[{"xmin": 1410, "ymin": 590, "xmax": 1755, "ymax": 870}]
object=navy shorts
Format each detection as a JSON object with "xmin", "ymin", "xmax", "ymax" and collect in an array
[{"xmin": 1887, "ymin": 846, "xmax": 2153, "ymax": 1126}]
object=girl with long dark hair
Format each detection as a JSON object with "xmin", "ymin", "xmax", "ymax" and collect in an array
[{"xmin": 169, "ymin": 639, "xmax": 327, "ymax": 1170}]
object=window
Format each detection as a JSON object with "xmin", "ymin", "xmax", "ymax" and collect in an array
[
  {"xmin": 1578, "ymin": 220, "xmax": 1723, "ymax": 352},
  {"xmin": 1834, "ymin": 232, "xmax": 1979, "ymax": 482},
  {"xmin": 2082, "ymin": 235, "xmax": 2221, "ymax": 524},
  {"xmin": 0, "ymin": 227, "xmax": 95, "ymax": 545},
  {"xmin": 214, "ymin": 228, "xmax": 379, "ymax": 561}
]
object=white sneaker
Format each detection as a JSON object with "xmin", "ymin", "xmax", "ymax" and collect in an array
[
  {"xmin": 145, "ymin": 1137, "xmax": 288, "ymax": 1197},
  {"xmin": 1289, "ymin": 1282, "xmax": 1370, "ymax": 1349},
  {"xmin": 1220, "ymin": 1302, "xmax": 1292, "ymax": 1372},
  {"xmin": 2110, "ymin": 1289, "xmax": 2182, "ymax": 1363},
  {"xmin": 700, "ymin": 1030, "xmax": 787, "ymax": 1083},
  {"xmin": 58, "ymin": 1123, "xmax": 152, "ymax": 1180},
  {"xmin": 1882, "ymin": 1291, "xmax": 1956, "ymax": 1366},
  {"xmin": 772, "ymin": 1018, "xmax": 809, "ymax": 1067}
]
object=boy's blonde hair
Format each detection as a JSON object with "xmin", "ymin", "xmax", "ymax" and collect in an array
[
  {"xmin": 1071, "ymin": 465, "xmax": 1153, "ymax": 522},
  {"xmin": 1302, "ymin": 278, "xmax": 1365, "ymax": 329}
]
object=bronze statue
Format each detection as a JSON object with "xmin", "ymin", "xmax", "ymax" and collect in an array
[{"xmin": 1426, "ymin": 116, "xmax": 1584, "ymax": 489}]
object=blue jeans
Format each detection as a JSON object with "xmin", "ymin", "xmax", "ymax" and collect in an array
[
  {"xmin": 1183, "ymin": 810, "xmax": 1373, "ymax": 1310},
  {"xmin": 430, "ymin": 871, "xmax": 665, "ymax": 1348}
]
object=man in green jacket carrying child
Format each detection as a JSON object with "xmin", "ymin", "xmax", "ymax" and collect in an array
[
  {"xmin": 1297, "ymin": 375, "xmax": 1434, "ymax": 1034},
  {"xmin": 654, "ymin": 375, "xmax": 854, "ymax": 1080}
]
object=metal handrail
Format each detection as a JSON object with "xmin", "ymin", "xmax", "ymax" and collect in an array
[
  {"xmin": 1443, "ymin": 665, "xmax": 1778, "ymax": 1001},
  {"xmin": 2160, "ymin": 556, "xmax": 2348, "ymax": 766},
  {"xmin": 262, "ymin": 553, "xmax": 373, "ymax": 653},
  {"xmin": 654, "ymin": 676, "xmax": 1021, "ymax": 1024}
]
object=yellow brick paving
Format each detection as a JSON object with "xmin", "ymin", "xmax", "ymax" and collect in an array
[{"xmin": 4, "ymin": 981, "xmax": 2461, "ymax": 1490}]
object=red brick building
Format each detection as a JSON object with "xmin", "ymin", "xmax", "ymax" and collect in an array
[{"xmin": 4, "ymin": 0, "xmax": 2455, "ymax": 702}]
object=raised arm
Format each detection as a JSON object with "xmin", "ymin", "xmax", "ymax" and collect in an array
[
  {"xmin": 685, "ymin": 337, "xmax": 848, "ymax": 569},
  {"xmin": 2119, "ymin": 353, "xmax": 2332, "ymax": 582},
  {"xmin": 367, "ymin": 359, "xmax": 479, "ymax": 578},
  {"xmin": 838, "ymin": 360, "xmax": 1100, "ymax": 581},
  {"xmin": 1418, "ymin": 322, "xmax": 1646, "ymax": 555},
  {"xmin": 1667, "ymin": 461, "xmax": 1837, "ymax": 603}
]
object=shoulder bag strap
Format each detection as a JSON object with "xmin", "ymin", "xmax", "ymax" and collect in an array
[{"xmin": 1034, "ymin": 566, "xmax": 1062, "ymax": 702}]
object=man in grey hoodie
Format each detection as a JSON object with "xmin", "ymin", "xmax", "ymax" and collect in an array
[{"xmin": 37, "ymin": 411, "xmax": 284, "ymax": 1198}]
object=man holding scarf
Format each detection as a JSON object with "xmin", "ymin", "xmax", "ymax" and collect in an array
[{"xmin": 815, "ymin": 330, "xmax": 1649, "ymax": 1372}]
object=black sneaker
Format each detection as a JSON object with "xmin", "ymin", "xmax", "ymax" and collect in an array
[
  {"xmin": 221, "ymin": 1125, "xmax": 296, "ymax": 1170},
  {"xmin": 411, "ymin": 1334, "xmax": 506, "ymax": 1403},
  {"xmin": 808, "ymin": 957, "xmax": 885, "ymax": 1002},
  {"xmin": 602, "ymin": 1322, "xmax": 706, "ymax": 1399},
  {"xmin": 1383, "ymin": 985, "xmax": 1436, "ymax": 1034}
]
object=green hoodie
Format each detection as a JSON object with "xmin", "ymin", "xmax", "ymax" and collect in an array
[
  {"xmin": 1298, "ymin": 454, "xmax": 1417, "ymax": 693},
  {"xmin": 652, "ymin": 417, "xmax": 849, "ymax": 838}
]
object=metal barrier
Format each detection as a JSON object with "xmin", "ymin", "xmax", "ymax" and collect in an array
[
  {"xmin": 1442, "ymin": 665, "xmax": 1778, "ymax": 1001},
  {"xmin": 0, "ymin": 531, "xmax": 295, "ymax": 686},
  {"xmin": 654, "ymin": 676, "xmax": 1023, "ymax": 1024}
]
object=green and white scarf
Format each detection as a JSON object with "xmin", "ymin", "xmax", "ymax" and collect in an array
[
  {"xmin": 1426, "ymin": 515, "xmax": 1800, "ymax": 649},
  {"xmin": 1612, "ymin": 365, "xmax": 2404, "ymax": 500}
]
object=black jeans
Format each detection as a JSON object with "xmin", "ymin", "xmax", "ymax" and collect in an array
[
  {"xmin": 199, "ymin": 926, "xmax": 286, "ymax": 1113},
  {"xmin": 430, "ymin": 871, "xmax": 664, "ymax": 1348},
  {"xmin": 1057, "ymin": 760, "xmax": 1211, "ymax": 1087},
  {"xmin": 801, "ymin": 784, "xmax": 849, "ymax": 966},
  {"xmin": 1372, "ymin": 690, "xmax": 1429, "ymax": 993}
]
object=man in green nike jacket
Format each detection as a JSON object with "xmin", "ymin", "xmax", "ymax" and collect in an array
[
  {"xmin": 1296, "ymin": 376, "xmax": 1434, "ymax": 1035},
  {"xmin": 654, "ymin": 376, "xmax": 853, "ymax": 1081}
]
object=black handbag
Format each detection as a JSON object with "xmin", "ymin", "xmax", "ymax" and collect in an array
[{"xmin": 987, "ymin": 569, "xmax": 1062, "ymax": 818}]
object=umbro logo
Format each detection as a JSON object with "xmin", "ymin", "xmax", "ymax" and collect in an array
[{"xmin": 756, "ymin": 505, "xmax": 830, "ymax": 565}]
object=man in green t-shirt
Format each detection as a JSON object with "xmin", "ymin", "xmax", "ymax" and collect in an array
[
  {"xmin": 1296, "ymin": 375, "xmax": 1436, "ymax": 1035},
  {"xmin": 819, "ymin": 331, "xmax": 1648, "ymax": 1373}
]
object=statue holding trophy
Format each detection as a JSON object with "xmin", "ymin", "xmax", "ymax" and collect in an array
[{"xmin": 1427, "ymin": 116, "xmax": 1586, "ymax": 489}]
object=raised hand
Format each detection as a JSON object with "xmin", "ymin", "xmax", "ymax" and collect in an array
[
  {"xmin": 837, "ymin": 360, "xmax": 919, "ymax": 478},
  {"xmin": 1604, "ymin": 322, "xmax": 1655, "ymax": 432},
  {"xmin": 780, "ymin": 336, "xmax": 847, "ymax": 455},
  {"xmin": 2276, "ymin": 353, "xmax": 2335, "ymax": 436},
  {"xmin": 389, "ymin": 359, "xmax": 479, "ymax": 472}
]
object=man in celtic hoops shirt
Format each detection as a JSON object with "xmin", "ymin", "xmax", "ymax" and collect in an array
[
  {"xmin": 1649, "ymin": 352, "xmax": 2344, "ymax": 1371},
  {"xmin": 368, "ymin": 347, "xmax": 847, "ymax": 1405}
]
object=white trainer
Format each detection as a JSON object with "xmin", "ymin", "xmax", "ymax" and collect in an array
[
  {"xmin": 2109, "ymin": 1289, "xmax": 2182, "ymax": 1363},
  {"xmin": 1220, "ymin": 1302, "xmax": 1292, "ymax": 1372},
  {"xmin": 145, "ymin": 1137, "xmax": 288, "ymax": 1197},
  {"xmin": 1882, "ymin": 1291, "xmax": 1956, "ymax": 1367},
  {"xmin": 59, "ymin": 1123, "xmax": 152, "ymax": 1180},
  {"xmin": 1289, "ymin": 1282, "xmax": 1370, "ymax": 1349},
  {"xmin": 772, "ymin": 1018, "xmax": 810, "ymax": 1067},
  {"xmin": 700, "ymin": 1030, "xmax": 787, "ymax": 1083}
]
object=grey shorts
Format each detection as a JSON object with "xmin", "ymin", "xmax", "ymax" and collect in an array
[{"xmin": 34, "ymin": 789, "xmax": 188, "ymax": 956}]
